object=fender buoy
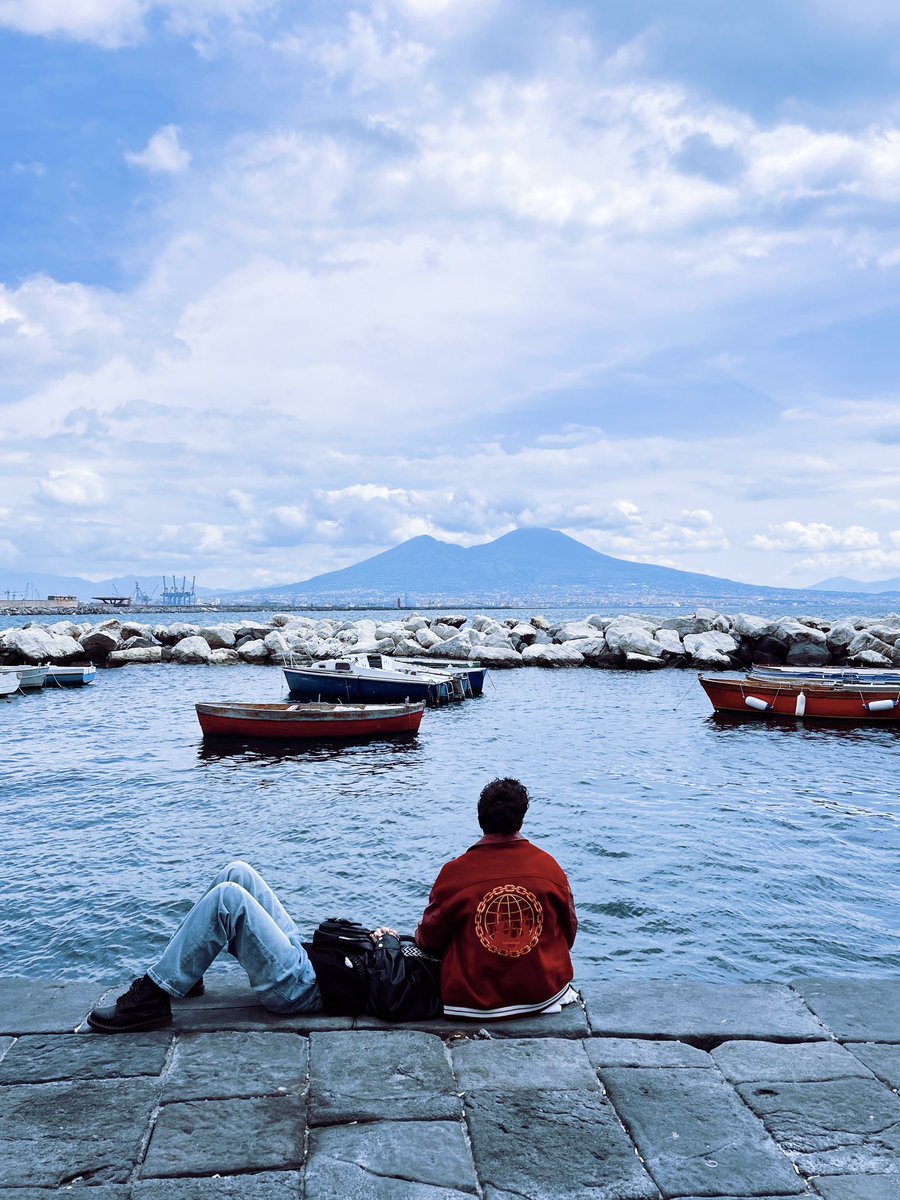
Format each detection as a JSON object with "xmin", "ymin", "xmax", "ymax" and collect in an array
[
  {"xmin": 794, "ymin": 691, "xmax": 807, "ymax": 717},
  {"xmin": 745, "ymin": 695, "xmax": 772, "ymax": 712},
  {"xmin": 866, "ymin": 698, "xmax": 898, "ymax": 712}
]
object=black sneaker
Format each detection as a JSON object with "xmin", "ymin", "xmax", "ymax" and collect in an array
[
  {"xmin": 87, "ymin": 974, "xmax": 172, "ymax": 1033},
  {"xmin": 185, "ymin": 976, "xmax": 205, "ymax": 998}
]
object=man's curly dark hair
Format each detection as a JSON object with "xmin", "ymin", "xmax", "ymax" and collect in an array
[{"xmin": 477, "ymin": 777, "xmax": 530, "ymax": 835}]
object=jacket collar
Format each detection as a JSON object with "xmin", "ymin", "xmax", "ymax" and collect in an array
[{"xmin": 471, "ymin": 832, "xmax": 527, "ymax": 848}]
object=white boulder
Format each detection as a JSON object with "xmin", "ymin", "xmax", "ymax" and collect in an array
[
  {"xmin": 263, "ymin": 631, "xmax": 292, "ymax": 659},
  {"xmin": 521, "ymin": 643, "xmax": 585, "ymax": 667},
  {"xmin": 209, "ymin": 648, "xmax": 239, "ymax": 665},
  {"xmin": 473, "ymin": 646, "xmax": 523, "ymax": 667},
  {"xmin": 731, "ymin": 613, "xmax": 772, "ymax": 639},
  {"xmin": 106, "ymin": 647, "xmax": 163, "ymax": 665},
  {"xmin": 238, "ymin": 639, "xmax": 270, "ymax": 663},
  {"xmin": 172, "ymin": 635, "xmax": 212, "ymax": 664},
  {"xmin": 415, "ymin": 627, "xmax": 441, "ymax": 650},
  {"xmin": 654, "ymin": 628, "xmax": 684, "ymax": 656},
  {"xmin": 79, "ymin": 628, "xmax": 121, "ymax": 657},
  {"xmin": 603, "ymin": 619, "xmax": 666, "ymax": 658},
  {"xmin": 2, "ymin": 626, "xmax": 83, "ymax": 663},
  {"xmin": 200, "ymin": 626, "xmax": 236, "ymax": 650},
  {"xmin": 682, "ymin": 631, "xmax": 737, "ymax": 666}
]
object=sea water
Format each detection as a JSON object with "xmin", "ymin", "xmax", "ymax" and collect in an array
[{"xmin": 2, "ymin": 643, "xmax": 898, "ymax": 984}]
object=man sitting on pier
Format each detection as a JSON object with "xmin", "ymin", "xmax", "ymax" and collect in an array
[
  {"xmin": 415, "ymin": 776, "xmax": 578, "ymax": 1019},
  {"xmin": 87, "ymin": 777, "xmax": 577, "ymax": 1031}
]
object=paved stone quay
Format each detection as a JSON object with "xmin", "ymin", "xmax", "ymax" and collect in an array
[{"xmin": 0, "ymin": 976, "xmax": 898, "ymax": 1200}]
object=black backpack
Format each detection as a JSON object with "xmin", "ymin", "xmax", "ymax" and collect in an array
[{"xmin": 304, "ymin": 917, "xmax": 442, "ymax": 1022}]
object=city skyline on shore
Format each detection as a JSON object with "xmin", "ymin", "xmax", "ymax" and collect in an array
[{"xmin": 2, "ymin": 2, "xmax": 900, "ymax": 589}]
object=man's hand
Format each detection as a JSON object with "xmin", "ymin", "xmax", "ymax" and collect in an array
[{"xmin": 370, "ymin": 926, "xmax": 398, "ymax": 941}]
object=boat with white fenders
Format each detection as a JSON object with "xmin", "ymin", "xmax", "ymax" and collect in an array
[{"xmin": 700, "ymin": 670, "xmax": 900, "ymax": 722}]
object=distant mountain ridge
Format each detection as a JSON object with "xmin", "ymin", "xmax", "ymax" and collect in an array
[
  {"xmin": 232, "ymin": 528, "xmax": 783, "ymax": 603},
  {"xmin": 810, "ymin": 574, "xmax": 900, "ymax": 595}
]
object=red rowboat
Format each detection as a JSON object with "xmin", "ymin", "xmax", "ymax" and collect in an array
[
  {"xmin": 699, "ymin": 674, "xmax": 900, "ymax": 722},
  {"xmin": 196, "ymin": 700, "xmax": 425, "ymax": 739}
]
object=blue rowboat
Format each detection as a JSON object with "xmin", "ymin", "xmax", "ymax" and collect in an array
[
  {"xmin": 283, "ymin": 654, "xmax": 460, "ymax": 706},
  {"xmin": 44, "ymin": 665, "xmax": 96, "ymax": 687}
]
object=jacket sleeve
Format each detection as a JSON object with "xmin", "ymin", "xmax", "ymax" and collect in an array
[
  {"xmin": 560, "ymin": 877, "xmax": 578, "ymax": 949},
  {"xmin": 414, "ymin": 867, "xmax": 455, "ymax": 956}
]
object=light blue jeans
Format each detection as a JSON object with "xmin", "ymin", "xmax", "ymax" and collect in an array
[{"xmin": 148, "ymin": 861, "xmax": 322, "ymax": 1013}]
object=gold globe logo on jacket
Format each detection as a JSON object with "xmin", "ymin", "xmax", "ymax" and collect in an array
[{"xmin": 474, "ymin": 884, "xmax": 544, "ymax": 957}]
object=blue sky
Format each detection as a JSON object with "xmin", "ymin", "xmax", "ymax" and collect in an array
[{"xmin": 2, "ymin": 0, "xmax": 900, "ymax": 589}]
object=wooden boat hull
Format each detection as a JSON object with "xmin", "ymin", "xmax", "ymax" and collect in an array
[
  {"xmin": 700, "ymin": 675, "xmax": 900, "ymax": 722},
  {"xmin": 44, "ymin": 666, "xmax": 96, "ymax": 687},
  {"xmin": 196, "ymin": 700, "xmax": 425, "ymax": 739}
]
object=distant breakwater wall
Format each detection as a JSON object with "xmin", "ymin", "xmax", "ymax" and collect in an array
[{"xmin": 3, "ymin": 608, "xmax": 900, "ymax": 671}]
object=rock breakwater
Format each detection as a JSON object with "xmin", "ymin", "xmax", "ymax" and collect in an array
[{"xmin": 3, "ymin": 608, "xmax": 900, "ymax": 671}]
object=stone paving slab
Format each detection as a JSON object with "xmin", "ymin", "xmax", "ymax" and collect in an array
[
  {"xmin": 0, "ymin": 1077, "xmax": 159, "ymax": 1187},
  {"xmin": 811, "ymin": 1177, "xmax": 900, "ymax": 1199},
  {"xmin": 141, "ymin": 1094, "xmax": 304, "ymax": 1177},
  {"xmin": 583, "ymin": 1037, "xmax": 712, "ymax": 1068},
  {"xmin": 737, "ymin": 1077, "xmax": 900, "ymax": 1176},
  {"xmin": 0, "ymin": 1176, "xmax": 303, "ymax": 1200},
  {"xmin": 791, "ymin": 978, "xmax": 900, "ymax": 1043},
  {"xmin": 161, "ymin": 1031, "xmax": 307, "ymax": 1101},
  {"xmin": 451, "ymin": 1036, "xmax": 599, "ymax": 1091},
  {"xmin": 600, "ymin": 1066, "xmax": 806, "ymax": 1197},
  {"xmin": 712, "ymin": 1040, "xmax": 876, "ymax": 1085},
  {"xmin": 0, "ymin": 1032, "xmax": 172, "ymax": 1083},
  {"xmin": 0, "ymin": 978, "xmax": 110, "ymax": 1035},
  {"xmin": 582, "ymin": 980, "xmax": 827, "ymax": 1043},
  {"xmin": 465, "ymin": 1088, "xmax": 660, "ymax": 1200},
  {"xmin": 845, "ymin": 1042, "xmax": 900, "ymax": 1090},
  {"xmin": 308, "ymin": 1030, "xmax": 461, "ymax": 1125},
  {"xmin": 135, "ymin": 1173, "xmax": 303, "ymax": 1198},
  {"xmin": 307, "ymin": 1119, "xmax": 478, "ymax": 1196},
  {"xmin": 162, "ymin": 976, "xmax": 587, "ymax": 1037}
]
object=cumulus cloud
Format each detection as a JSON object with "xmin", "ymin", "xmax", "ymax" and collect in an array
[
  {"xmin": 36, "ymin": 468, "xmax": 107, "ymax": 507},
  {"xmin": 750, "ymin": 522, "xmax": 881, "ymax": 552},
  {"xmin": 0, "ymin": 0, "xmax": 278, "ymax": 48},
  {"xmin": 126, "ymin": 125, "xmax": 192, "ymax": 174}
]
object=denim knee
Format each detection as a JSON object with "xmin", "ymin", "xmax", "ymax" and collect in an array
[{"xmin": 217, "ymin": 860, "xmax": 254, "ymax": 887}]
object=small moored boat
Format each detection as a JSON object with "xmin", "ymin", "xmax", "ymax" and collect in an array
[
  {"xmin": 0, "ymin": 673, "xmax": 19, "ymax": 698},
  {"xmin": 700, "ymin": 672, "xmax": 900, "ymax": 722},
  {"xmin": 196, "ymin": 700, "xmax": 425, "ymax": 739},
  {"xmin": 44, "ymin": 665, "xmax": 96, "ymax": 687},
  {"xmin": 0, "ymin": 665, "xmax": 49, "ymax": 690},
  {"xmin": 283, "ymin": 654, "xmax": 478, "ymax": 706}
]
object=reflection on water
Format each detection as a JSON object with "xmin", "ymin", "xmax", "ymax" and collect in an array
[
  {"xmin": 196, "ymin": 733, "xmax": 421, "ymax": 767},
  {"xmin": 3, "ymin": 662, "xmax": 899, "ymax": 983}
]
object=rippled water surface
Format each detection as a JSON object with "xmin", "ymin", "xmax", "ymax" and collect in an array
[{"xmin": 3, "ymin": 661, "xmax": 899, "ymax": 984}]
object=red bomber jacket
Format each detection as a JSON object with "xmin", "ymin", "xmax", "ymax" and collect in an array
[{"xmin": 414, "ymin": 833, "xmax": 578, "ymax": 1019}]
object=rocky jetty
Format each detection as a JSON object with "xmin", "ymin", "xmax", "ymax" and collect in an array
[{"xmin": 3, "ymin": 608, "xmax": 900, "ymax": 671}]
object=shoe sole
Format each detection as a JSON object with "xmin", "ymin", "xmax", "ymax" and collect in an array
[{"xmin": 87, "ymin": 1013, "xmax": 173, "ymax": 1034}]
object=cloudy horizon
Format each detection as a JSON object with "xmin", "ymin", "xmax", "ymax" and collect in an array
[{"xmin": 3, "ymin": 1, "xmax": 900, "ymax": 590}]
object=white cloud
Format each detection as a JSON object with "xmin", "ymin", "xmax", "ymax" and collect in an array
[
  {"xmin": 0, "ymin": 0, "xmax": 277, "ymax": 48},
  {"xmin": 750, "ymin": 521, "xmax": 881, "ymax": 553},
  {"xmin": 0, "ymin": 0, "xmax": 146, "ymax": 48},
  {"xmin": 37, "ymin": 469, "xmax": 107, "ymax": 507},
  {"xmin": 126, "ymin": 125, "xmax": 192, "ymax": 174}
]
